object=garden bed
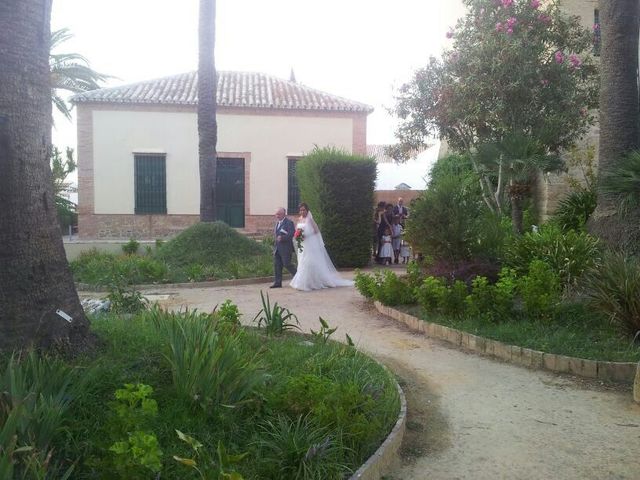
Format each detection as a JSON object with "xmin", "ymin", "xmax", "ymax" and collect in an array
[{"xmin": 1, "ymin": 305, "xmax": 401, "ymax": 479}]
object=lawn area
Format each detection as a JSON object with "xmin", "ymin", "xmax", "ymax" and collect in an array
[
  {"xmin": 399, "ymin": 303, "xmax": 640, "ymax": 363},
  {"xmin": 71, "ymin": 222, "xmax": 275, "ymax": 286},
  {"xmin": 2, "ymin": 305, "xmax": 400, "ymax": 479}
]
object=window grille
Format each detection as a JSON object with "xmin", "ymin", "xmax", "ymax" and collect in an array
[
  {"xmin": 287, "ymin": 158, "xmax": 300, "ymax": 214},
  {"xmin": 134, "ymin": 154, "xmax": 167, "ymax": 214}
]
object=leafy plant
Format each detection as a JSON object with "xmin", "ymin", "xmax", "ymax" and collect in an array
[
  {"xmin": 553, "ymin": 189, "xmax": 597, "ymax": 232},
  {"xmin": 373, "ymin": 270, "xmax": 415, "ymax": 306},
  {"xmin": 122, "ymin": 238, "xmax": 140, "ymax": 255},
  {"xmin": 506, "ymin": 224, "xmax": 601, "ymax": 287},
  {"xmin": 464, "ymin": 274, "xmax": 514, "ymax": 322},
  {"xmin": 310, "ymin": 317, "xmax": 337, "ymax": 345},
  {"xmin": 414, "ymin": 276, "xmax": 447, "ymax": 313},
  {"xmin": 107, "ymin": 282, "xmax": 149, "ymax": 314},
  {"xmin": 174, "ymin": 430, "xmax": 246, "ymax": 480},
  {"xmin": 254, "ymin": 291, "xmax": 300, "ymax": 336},
  {"xmin": 150, "ymin": 308, "xmax": 265, "ymax": 410},
  {"xmin": 108, "ymin": 383, "xmax": 162, "ymax": 476},
  {"xmin": 518, "ymin": 260, "xmax": 561, "ymax": 319},
  {"xmin": 439, "ymin": 280, "xmax": 469, "ymax": 317},
  {"xmin": 602, "ymin": 150, "xmax": 640, "ymax": 215},
  {"xmin": 354, "ymin": 270, "xmax": 377, "ymax": 298},
  {"xmin": 584, "ymin": 253, "xmax": 640, "ymax": 338}
]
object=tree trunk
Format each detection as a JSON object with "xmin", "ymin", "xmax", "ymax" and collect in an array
[
  {"xmin": 588, "ymin": 0, "xmax": 640, "ymax": 251},
  {"xmin": 0, "ymin": 0, "xmax": 90, "ymax": 351},
  {"xmin": 198, "ymin": 0, "xmax": 218, "ymax": 222}
]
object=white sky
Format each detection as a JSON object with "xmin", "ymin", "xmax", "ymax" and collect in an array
[{"xmin": 51, "ymin": 0, "xmax": 466, "ymax": 188}]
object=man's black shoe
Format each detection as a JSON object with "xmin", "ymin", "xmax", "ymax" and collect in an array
[{"xmin": 269, "ymin": 284, "xmax": 282, "ymax": 289}]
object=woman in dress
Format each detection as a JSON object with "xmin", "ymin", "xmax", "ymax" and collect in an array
[{"xmin": 290, "ymin": 203, "xmax": 354, "ymax": 292}]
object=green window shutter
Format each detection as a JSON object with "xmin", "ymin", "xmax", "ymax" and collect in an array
[
  {"xmin": 288, "ymin": 158, "xmax": 300, "ymax": 214},
  {"xmin": 134, "ymin": 154, "xmax": 167, "ymax": 214}
]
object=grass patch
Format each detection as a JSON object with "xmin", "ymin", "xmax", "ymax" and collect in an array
[
  {"xmin": 399, "ymin": 303, "xmax": 640, "ymax": 362},
  {"xmin": 71, "ymin": 222, "xmax": 274, "ymax": 286},
  {"xmin": 7, "ymin": 309, "xmax": 399, "ymax": 479}
]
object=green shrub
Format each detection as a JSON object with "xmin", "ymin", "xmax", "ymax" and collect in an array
[
  {"xmin": 354, "ymin": 270, "xmax": 377, "ymax": 298},
  {"xmin": 174, "ymin": 431, "xmax": 246, "ymax": 480},
  {"xmin": 122, "ymin": 238, "xmax": 140, "ymax": 255},
  {"xmin": 518, "ymin": 260, "xmax": 561, "ymax": 319},
  {"xmin": 506, "ymin": 224, "xmax": 601, "ymax": 287},
  {"xmin": 552, "ymin": 189, "xmax": 597, "ymax": 232},
  {"xmin": 296, "ymin": 147, "xmax": 376, "ymax": 267},
  {"xmin": 584, "ymin": 253, "xmax": 640, "ymax": 337},
  {"xmin": 439, "ymin": 280, "xmax": 469, "ymax": 317},
  {"xmin": 107, "ymin": 284, "xmax": 149, "ymax": 314},
  {"xmin": 155, "ymin": 222, "xmax": 270, "ymax": 268},
  {"xmin": 371, "ymin": 270, "xmax": 414, "ymax": 306},
  {"xmin": 464, "ymin": 274, "xmax": 514, "ymax": 322},
  {"xmin": 70, "ymin": 249, "xmax": 168, "ymax": 286},
  {"xmin": 414, "ymin": 276, "xmax": 447, "ymax": 313}
]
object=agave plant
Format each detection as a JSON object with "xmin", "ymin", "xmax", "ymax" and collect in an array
[{"xmin": 253, "ymin": 291, "xmax": 300, "ymax": 336}]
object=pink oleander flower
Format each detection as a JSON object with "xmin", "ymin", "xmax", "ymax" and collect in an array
[
  {"xmin": 593, "ymin": 23, "xmax": 600, "ymax": 31},
  {"xmin": 496, "ymin": 22, "xmax": 504, "ymax": 32},
  {"xmin": 446, "ymin": 29, "xmax": 454, "ymax": 39},
  {"xmin": 506, "ymin": 27, "xmax": 513, "ymax": 35},
  {"xmin": 502, "ymin": 0, "xmax": 513, "ymax": 7},
  {"xmin": 540, "ymin": 79, "xmax": 549, "ymax": 86},
  {"xmin": 506, "ymin": 17, "xmax": 517, "ymax": 27},
  {"xmin": 569, "ymin": 53, "xmax": 582, "ymax": 69},
  {"xmin": 555, "ymin": 51, "xmax": 565, "ymax": 63},
  {"xmin": 530, "ymin": 0, "xmax": 541, "ymax": 9},
  {"xmin": 538, "ymin": 13, "xmax": 552, "ymax": 24}
]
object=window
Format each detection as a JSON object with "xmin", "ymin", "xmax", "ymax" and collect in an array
[
  {"xmin": 593, "ymin": 9, "xmax": 600, "ymax": 56},
  {"xmin": 134, "ymin": 154, "xmax": 166, "ymax": 214},
  {"xmin": 287, "ymin": 158, "xmax": 300, "ymax": 214}
]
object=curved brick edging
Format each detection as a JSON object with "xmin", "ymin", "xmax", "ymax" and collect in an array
[
  {"xmin": 76, "ymin": 274, "xmax": 292, "ymax": 292},
  {"xmin": 349, "ymin": 378, "xmax": 407, "ymax": 480},
  {"xmin": 374, "ymin": 301, "xmax": 639, "ymax": 385}
]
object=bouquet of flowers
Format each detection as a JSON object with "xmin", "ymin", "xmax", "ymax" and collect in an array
[{"xmin": 294, "ymin": 228, "xmax": 304, "ymax": 252}]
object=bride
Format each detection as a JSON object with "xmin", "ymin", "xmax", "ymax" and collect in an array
[{"xmin": 290, "ymin": 203, "xmax": 354, "ymax": 291}]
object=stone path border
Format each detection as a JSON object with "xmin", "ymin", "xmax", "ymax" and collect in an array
[
  {"xmin": 349, "ymin": 377, "xmax": 407, "ymax": 480},
  {"xmin": 374, "ymin": 301, "xmax": 639, "ymax": 385}
]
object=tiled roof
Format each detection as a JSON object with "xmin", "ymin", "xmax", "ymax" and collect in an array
[{"xmin": 71, "ymin": 71, "xmax": 373, "ymax": 113}]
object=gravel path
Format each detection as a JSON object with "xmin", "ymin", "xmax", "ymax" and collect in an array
[{"xmin": 136, "ymin": 276, "xmax": 640, "ymax": 480}]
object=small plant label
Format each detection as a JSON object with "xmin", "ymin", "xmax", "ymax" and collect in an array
[{"xmin": 56, "ymin": 309, "xmax": 73, "ymax": 323}]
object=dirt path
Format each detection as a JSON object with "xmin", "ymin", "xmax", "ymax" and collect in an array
[{"xmin": 136, "ymin": 277, "xmax": 640, "ymax": 480}]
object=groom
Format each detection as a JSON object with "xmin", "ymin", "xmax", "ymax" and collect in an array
[{"xmin": 271, "ymin": 207, "xmax": 297, "ymax": 288}]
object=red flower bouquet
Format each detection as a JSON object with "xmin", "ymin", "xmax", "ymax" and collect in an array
[{"xmin": 294, "ymin": 228, "xmax": 304, "ymax": 252}]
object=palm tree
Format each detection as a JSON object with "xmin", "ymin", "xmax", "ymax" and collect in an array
[
  {"xmin": 50, "ymin": 27, "xmax": 109, "ymax": 120},
  {"xmin": 588, "ymin": 0, "xmax": 640, "ymax": 251},
  {"xmin": 0, "ymin": 0, "xmax": 90, "ymax": 350},
  {"xmin": 198, "ymin": 0, "xmax": 218, "ymax": 222}
]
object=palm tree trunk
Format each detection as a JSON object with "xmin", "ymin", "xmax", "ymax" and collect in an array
[
  {"xmin": 588, "ymin": 0, "xmax": 640, "ymax": 250},
  {"xmin": 0, "ymin": 0, "xmax": 90, "ymax": 350},
  {"xmin": 198, "ymin": 0, "xmax": 218, "ymax": 222}
]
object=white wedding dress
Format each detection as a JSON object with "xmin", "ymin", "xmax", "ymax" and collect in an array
[{"xmin": 290, "ymin": 212, "xmax": 354, "ymax": 291}]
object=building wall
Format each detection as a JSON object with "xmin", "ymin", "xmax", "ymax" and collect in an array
[{"xmin": 78, "ymin": 103, "xmax": 368, "ymax": 238}]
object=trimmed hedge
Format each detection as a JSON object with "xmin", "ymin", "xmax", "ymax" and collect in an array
[{"xmin": 296, "ymin": 147, "xmax": 376, "ymax": 267}]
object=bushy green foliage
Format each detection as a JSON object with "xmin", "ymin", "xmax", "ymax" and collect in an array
[
  {"xmin": 121, "ymin": 238, "xmax": 140, "ymax": 255},
  {"xmin": 174, "ymin": 431, "xmax": 246, "ymax": 480},
  {"xmin": 156, "ymin": 222, "xmax": 269, "ymax": 268},
  {"xmin": 71, "ymin": 249, "xmax": 169, "ymax": 286},
  {"xmin": 553, "ymin": 189, "xmax": 597, "ymax": 232},
  {"xmin": 107, "ymin": 283, "xmax": 149, "ymax": 314},
  {"xmin": 584, "ymin": 253, "xmax": 640, "ymax": 337},
  {"xmin": 506, "ymin": 224, "xmax": 601, "ymax": 287},
  {"xmin": 440, "ymin": 280, "xmax": 469, "ymax": 318},
  {"xmin": 465, "ymin": 269, "xmax": 516, "ymax": 322},
  {"xmin": 518, "ymin": 260, "xmax": 561, "ymax": 319},
  {"xmin": 414, "ymin": 276, "xmax": 447, "ymax": 313},
  {"xmin": 354, "ymin": 270, "xmax": 414, "ymax": 306},
  {"xmin": 296, "ymin": 147, "xmax": 376, "ymax": 267}
]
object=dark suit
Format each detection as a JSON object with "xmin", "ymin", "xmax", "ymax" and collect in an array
[
  {"xmin": 393, "ymin": 205, "xmax": 408, "ymax": 218},
  {"xmin": 273, "ymin": 217, "xmax": 297, "ymax": 286}
]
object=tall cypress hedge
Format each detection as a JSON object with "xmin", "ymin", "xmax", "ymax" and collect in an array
[{"xmin": 296, "ymin": 147, "xmax": 376, "ymax": 267}]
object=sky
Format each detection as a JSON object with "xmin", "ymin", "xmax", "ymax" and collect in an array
[{"xmin": 51, "ymin": 0, "xmax": 466, "ymax": 187}]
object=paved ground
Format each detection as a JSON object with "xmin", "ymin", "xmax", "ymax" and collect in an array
[{"xmin": 123, "ymin": 274, "xmax": 640, "ymax": 479}]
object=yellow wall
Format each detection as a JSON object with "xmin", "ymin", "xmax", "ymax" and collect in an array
[{"xmin": 92, "ymin": 110, "xmax": 354, "ymax": 216}]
